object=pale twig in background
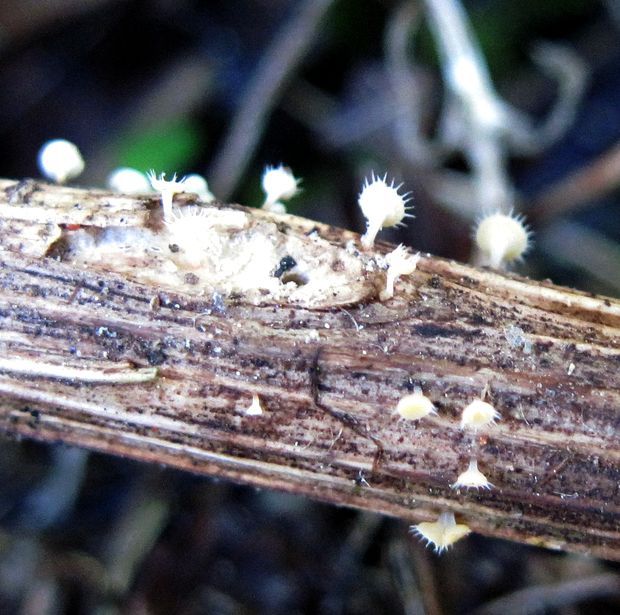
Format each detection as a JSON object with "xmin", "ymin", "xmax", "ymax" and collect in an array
[
  {"xmin": 390, "ymin": 0, "xmax": 589, "ymax": 221},
  {"xmin": 388, "ymin": 538, "xmax": 436, "ymax": 615},
  {"xmin": 385, "ymin": 2, "xmax": 442, "ymax": 166},
  {"xmin": 472, "ymin": 572, "xmax": 620, "ymax": 615},
  {"xmin": 102, "ymin": 480, "xmax": 170, "ymax": 597},
  {"xmin": 531, "ymin": 140, "xmax": 620, "ymax": 222}
]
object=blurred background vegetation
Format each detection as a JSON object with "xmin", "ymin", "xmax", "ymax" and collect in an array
[{"xmin": 0, "ymin": 1, "xmax": 618, "ymax": 613}]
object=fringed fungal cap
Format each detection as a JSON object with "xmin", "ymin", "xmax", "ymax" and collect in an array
[
  {"xmin": 452, "ymin": 458, "xmax": 493, "ymax": 490},
  {"xmin": 358, "ymin": 172, "xmax": 412, "ymax": 248},
  {"xmin": 475, "ymin": 211, "xmax": 530, "ymax": 269},
  {"xmin": 395, "ymin": 387, "xmax": 436, "ymax": 421},
  {"xmin": 147, "ymin": 170, "xmax": 188, "ymax": 221},
  {"xmin": 262, "ymin": 165, "xmax": 301, "ymax": 213},
  {"xmin": 460, "ymin": 399, "xmax": 500, "ymax": 430},
  {"xmin": 410, "ymin": 511, "xmax": 471, "ymax": 554},
  {"xmin": 380, "ymin": 244, "xmax": 420, "ymax": 300}
]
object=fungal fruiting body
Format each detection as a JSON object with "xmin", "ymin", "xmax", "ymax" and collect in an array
[
  {"xmin": 380, "ymin": 244, "xmax": 420, "ymax": 300},
  {"xmin": 460, "ymin": 399, "xmax": 500, "ymax": 430},
  {"xmin": 107, "ymin": 167, "xmax": 151, "ymax": 194},
  {"xmin": 452, "ymin": 458, "xmax": 493, "ymax": 490},
  {"xmin": 410, "ymin": 512, "xmax": 471, "ymax": 554},
  {"xmin": 475, "ymin": 211, "xmax": 530, "ymax": 269},
  {"xmin": 245, "ymin": 394, "xmax": 264, "ymax": 416},
  {"xmin": 358, "ymin": 173, "xmax": 412, "ymax": 248},
  {"xmin": 147, "ymin": 171, "xmax": 188, "ymax": 221},
  {"xmin": 38, "ymin": 139, "xmax": 85, "ymax": 184},
  {"xmin": 395, "ymin": 387, "xmax": 436, "ymax": 420},
  {"xmin": 262, "ymin": 165, "xmax": 301, "ymax": 213},
  {"xmin": 182, "ymin": 173, "xmax": 216, "ymax": 202}
]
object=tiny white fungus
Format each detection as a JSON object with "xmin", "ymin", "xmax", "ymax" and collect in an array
[
  {"xmin": 107, "ymin": 167, "xmax": 151, "ymax": 194},
  {"xmin": 262, "ymin": 164, "xmax": 301, "ymax": 212},
  {"xmin": 358, "ymin": 172, "xmax": 412, "ymax": 248},
  {"xmin": 381, "ymin": 244, "xmax": 420, "ymax": 300},
  {"xmin": 262, "ymin": 201, "xmax": 288, "ymax": 214},
  {"xmin": 147, "ymin": 170, "xmax": 187, "ymax": 221},
  {"xmin": 395, "ymin": 387, "xmax": 436, "ymax": 421},
  {"xmin": 475, "ymin": 211, "xmax": 530, "ymax": 269},
  {"xmin": 410, "ymin": 511, "xmax": 471, "ymax": 554},
  {"xmin": 460, "ymin": 398, "xmax": 500, "ymax": 430},
  {"xmin": 38, "ymin": 139, "xmax": 85, "ymax": 184},
  {"xmin": 182, "ymin": 173, "xmax": 216, "ymax": 202},
  {"xmin": 451, "ymin": 458, "xmax": 493, "ymax": 490},
  {"xmin": 245, "ymin": 394, "xmax": 264, "ymax": 416}
]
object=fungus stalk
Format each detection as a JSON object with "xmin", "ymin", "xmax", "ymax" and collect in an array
[{"xmin": 147, "ymin": 171, "xmax": 188, "ymax": 221}]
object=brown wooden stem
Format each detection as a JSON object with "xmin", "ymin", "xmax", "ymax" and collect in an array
[{"xmin": 0, "ymin": 178, "xmax": 618, "ymax": 560}]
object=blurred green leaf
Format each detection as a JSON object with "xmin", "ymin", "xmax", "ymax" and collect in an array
[{"xmin": 114, "ymin": 118, "xmax": 201, "ymax": 174}]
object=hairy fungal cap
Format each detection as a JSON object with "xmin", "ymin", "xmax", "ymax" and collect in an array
[
  {"xmin": 262, "ymin": 165, "xmax": 301, "ymax": 211},
  {"xmin": 38, "ymin": 139, "xmax": 85, "ymax": 184},
  {"xmin": 475, "ymin": 211, "xmax": 530, "ymax": 268},
  {"xmin": 411, "ymin": 512, "xmax": 471, "ymax": 554},
  {"xmin": 381, "ymin": 244, "xmax": 420, "ymax": 300},
  {"xmin": 460, "ymin": 399, "xmax": 500, "ymax": 430},
  {"xmin": 395, "ymin": 387, "xmax": 436, "ymax": 420},
  {"xmin": 358, "ymin": 172, "xmax": 412, "ymax": 248},
  {"xmin": 452, "ymin": 458, "xmax": 493, "ymax": 490},
  {"xmin": 107, "ymin": 167, "xmax": 151, "ymax": 194}
]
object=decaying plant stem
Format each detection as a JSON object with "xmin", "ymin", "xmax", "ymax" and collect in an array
[{"xmin": 0, "ymin": 178, "xmax": 618, "ymax": 560}]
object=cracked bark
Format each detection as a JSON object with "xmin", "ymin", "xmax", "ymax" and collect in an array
[{"xmin": 0, "ymin": 178, "xmax": 618, "ymax": 560}]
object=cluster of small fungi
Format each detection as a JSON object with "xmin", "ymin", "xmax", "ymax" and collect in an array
[
  {"xmin": 36, "ymin": 139, "xmax": 528, "ymax": 555},
  {"xmin": 395, "ymin": 386, "xmax": 500, "ymax": 552}
]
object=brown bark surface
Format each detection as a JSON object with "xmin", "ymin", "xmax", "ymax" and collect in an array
[{"xmin": 0, "ymin": 178, "xmax": 618, "ymax": 560}]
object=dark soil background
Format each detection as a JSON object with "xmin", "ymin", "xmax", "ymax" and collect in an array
[{"xmin": 0, "ymin": 1, "xmax": 618, "ymax": 613}]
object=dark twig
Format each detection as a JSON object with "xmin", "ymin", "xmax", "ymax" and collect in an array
[{"xmin": 209, "ymin": 0, "xmax": 334, "ymax": 199}]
